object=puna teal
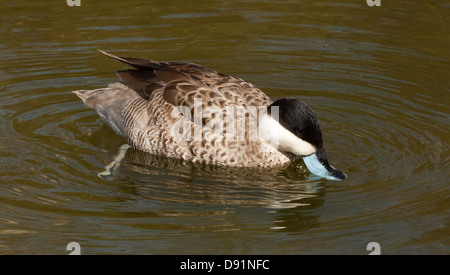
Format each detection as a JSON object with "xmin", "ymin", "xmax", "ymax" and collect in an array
[{"xmin": 73, "ymin": 50, "xmax": 346, "ymax": 181}]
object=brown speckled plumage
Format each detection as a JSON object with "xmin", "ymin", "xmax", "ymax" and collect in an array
[{"xmin": 73, "ymin": 50, "xmax": 290, "ymax": 168}]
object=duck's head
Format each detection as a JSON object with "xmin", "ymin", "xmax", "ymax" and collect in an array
[{"xmin": 261, "ymin": 97, "xmax": 346, "ymax": 181}]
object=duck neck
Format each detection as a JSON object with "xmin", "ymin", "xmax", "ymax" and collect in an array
[{"xmin": 259, "ymin": 112, "xmax": 315, "ymax": 156}]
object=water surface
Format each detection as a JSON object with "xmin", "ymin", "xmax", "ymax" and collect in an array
[{"xmin": 0, "ymin": 0, "xmax": 448, "ymax": 254}]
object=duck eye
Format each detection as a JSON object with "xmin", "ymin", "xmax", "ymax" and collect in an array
[{"xmin": 296, "ymin": 128, "xmax": 305, "ymax": 137}]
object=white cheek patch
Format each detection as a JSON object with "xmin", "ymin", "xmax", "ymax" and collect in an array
[{"xmin": 259, "ymin": 114, "xmax": 315, "ymax": 156}]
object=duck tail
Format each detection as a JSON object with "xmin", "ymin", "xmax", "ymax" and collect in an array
[{"xmin": 72, "ymin": 83, "xmax": 139, "ymax": 137}]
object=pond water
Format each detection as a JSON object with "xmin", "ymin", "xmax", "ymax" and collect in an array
[{"xmin": 0, "ymin": 0, "xmax": 448, "ymax": 254}]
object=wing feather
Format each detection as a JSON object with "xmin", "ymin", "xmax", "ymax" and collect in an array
[{"xmin": 99, "ymin": 50, "xmax": 273, "ymax": 108}]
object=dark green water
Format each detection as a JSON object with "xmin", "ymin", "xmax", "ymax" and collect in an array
[{"xmin": 0, "ymin": 0, "xmax": 448, "ymax": 254}]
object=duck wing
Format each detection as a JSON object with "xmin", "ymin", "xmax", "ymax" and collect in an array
[{"xmin": 98, "ymin": 50, "xmax": 272, "ymax": 108}]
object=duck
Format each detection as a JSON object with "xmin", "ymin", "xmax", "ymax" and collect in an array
[{"xmin": 73, "ymin": 50, "xmax": 346, "ymax": 181}]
